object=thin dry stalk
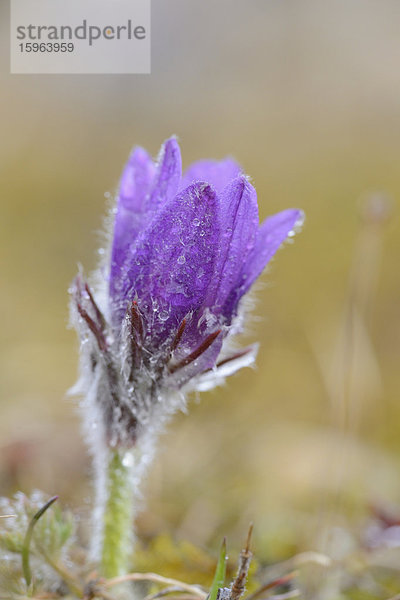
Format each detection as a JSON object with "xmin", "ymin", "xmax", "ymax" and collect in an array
[{"xmin": 229, "ymin": 524, "xmax": 253, "ymax": 600}]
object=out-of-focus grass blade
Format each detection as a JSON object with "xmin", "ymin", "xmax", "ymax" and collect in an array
[
  {"xmin": 22, "ymin": 495, "xmax": 58, "ymax": 588},
  {"xmin": 209, "ymin": 537, "xmax": 227, "ymax": 600}
]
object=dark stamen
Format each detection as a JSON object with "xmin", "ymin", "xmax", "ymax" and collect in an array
[
  {"xmin": 77, "ymin": 303, "xmax": 108, "ymax": 352},
  {"xmin": 215, "ymin": 348, "xmax": 251, "ymax": 370},
  {"xmin": 129, "ymin": 324, "xmax": 141, "ymax": 377},
  {"xmin": 131, "ymin": 301, "xmax": 144, "ymax": 340},
  {"xmin": 84, "ymin": 282, "xmax": 106, "ymax": 331},
  {"xmin": 199, "ymin": 348, "xmax": 253, "ymax": 378},
  {"xmin": 126, "ymin": 302, "xmax": 145, "ymax": 379},
  {"xmin": 170, "ymin": 318, "xmax": 187, "ymax": 352},
  {"xmin": 169, "ymin": 329, "xmax": 221, "ymax": 374}
]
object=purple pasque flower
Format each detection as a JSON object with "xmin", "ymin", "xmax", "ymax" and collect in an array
[{"xmin": 71, "ymin": 137, "xmax": 303, "ymax": 449}]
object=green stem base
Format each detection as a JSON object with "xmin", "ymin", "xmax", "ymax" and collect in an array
[{"xmin": 101, "ymin": 448, "xmax": 135, "ymax": 579}]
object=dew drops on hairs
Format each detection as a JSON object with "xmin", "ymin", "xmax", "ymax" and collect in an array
[
  {"xmin": 122, "ymin": 452, "xmax": 134, "ymax": 468},
  {"xmin": 192, "ymin": 217, "xmax": 200, "ymax": 227},
  {"xmin": 158, "ymin": 310, "xmax": 169, "ymax": 322}
]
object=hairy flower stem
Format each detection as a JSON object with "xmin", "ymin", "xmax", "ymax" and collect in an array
[{"xmin": 101, "ymin": 448, "xmax": 135, "ymax": 578}]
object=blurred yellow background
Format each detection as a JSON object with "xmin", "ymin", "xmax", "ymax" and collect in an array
[{"xmin": 1, "ymin": 0, "xmax": 400, "ymax": 562}]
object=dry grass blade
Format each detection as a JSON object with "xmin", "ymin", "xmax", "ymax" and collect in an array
[
  {"xmin": 245, "ymin": 571, "xmax": 298, "ymax": 600},
  {"xmin": 267, "ymin": 592, "xmax": 300, "ymax": 600},
  {"xmin": 103, "ymin": 573, "xmax": 207, "ymax": 598},
  {"xmin": 145, "ymin": 594, "xmax": 201, "ymax": 600},
  {"xmin": 144, "ymin": 585, "xmax": 189, "ymax": 600},
  {"xmin": 262, "ymin": 550, "xmax": 331, "ymax": 579},
  {"xmin": 146, "ymin": 597, "xmax": 203, "ymax": 600}
]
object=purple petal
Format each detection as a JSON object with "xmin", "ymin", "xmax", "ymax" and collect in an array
[
  {"xmin": 180, "ymin": 158, "xmax": 241, "ymax": 193},
  {"xmin": 146, "ymin": 136, "xmax": 182, "ymax": 215},
  {"xmin": 180, "ymin": 177, "xmax": 258, "ymax": 349},
  {"xmin": 223, "ymin": 208, "xmax": 304, "ymax": 316},
  {"xmin": 119, "ymin": 147, "xmax": 156, "ymax": 212},
  {"xmin": 210, "ymin": 176, "xmax": 259, "ymax": 315},
  {"xmin": 113, "ymin": 183, "xmax": 220, "ymax": 337},
  {"xmin": 110, "ymin": 147, "xmax": 156, "ymax": 297},
  {"xmin": 245, "ymin": 209, "xmax": 303, "ymax": 289},
  {"xmin": 110, "ymin": 138, "xmax": 182, "ymax": 303}
]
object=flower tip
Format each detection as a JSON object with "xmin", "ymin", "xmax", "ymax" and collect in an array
[
  {"xmin": 289, "ymin": 209, "xmax": 305, "ymax": 236},
  {"xmin": 129, "ymin": 145, "xmax": 152, "ymax": 164},
  {"xmin": 295, "ymin": 208, "xmax": 305, "ymax": 227},
  {"xmin": 159, "ymin": 135, "xmax": 181, "ymax": 156}
]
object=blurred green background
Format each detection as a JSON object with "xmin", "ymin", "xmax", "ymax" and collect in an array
[{"xmin": 1, "ymin": 0, "xmax": 400, "ymax": 563}]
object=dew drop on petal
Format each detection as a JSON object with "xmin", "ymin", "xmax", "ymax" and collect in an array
[
  {"xmin": 193, "ymin": 217, "xmax": 200, "ymax": 227},
  {"xmin": 159, "ymin": 310, "xmax": 169, "ymax": 321},
  {"xmin": 177, "ymin": 255, "xmax": 186, "ymax": 264}
]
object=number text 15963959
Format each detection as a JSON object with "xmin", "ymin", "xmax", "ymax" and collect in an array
[{"xmin": 19, "ymin": 42, "xmax": 74, "ymax": 52}]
